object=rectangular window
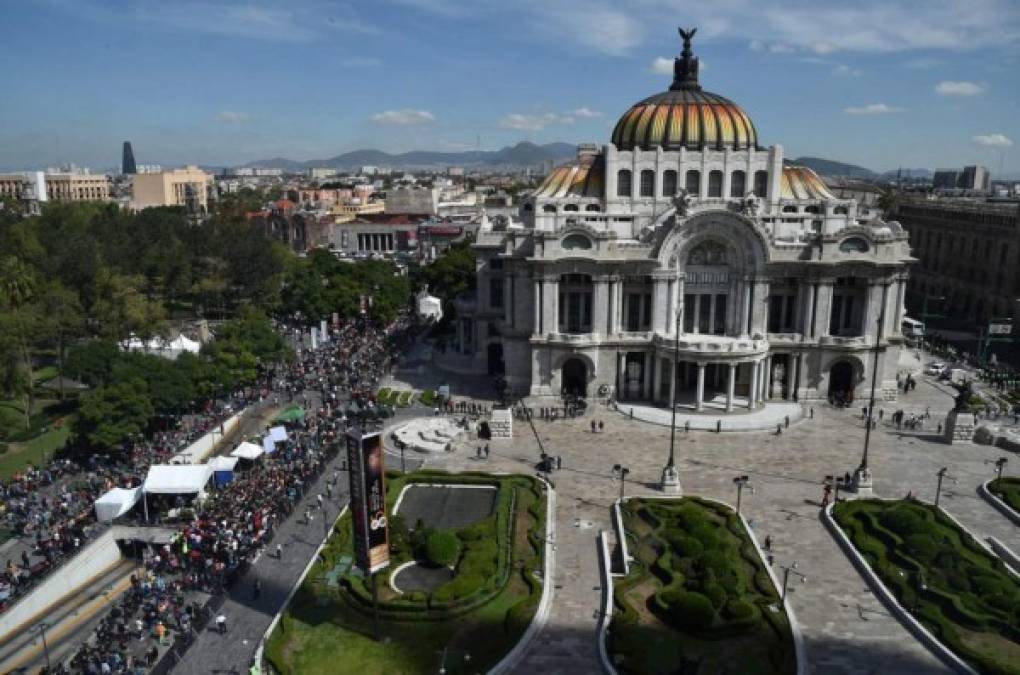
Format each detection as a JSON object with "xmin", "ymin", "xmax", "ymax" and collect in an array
[
  {"xmin": 641, "ymin": 292, "xmax": 652, "ymax": 329},
  {"xmin": 698, "ymin": 294, "xmax": 711, "ymax": 333},
  {"xmin": 626, "ymin": 292, "xmax": 641, "ymax": 331},
  {"xmin": 784, "ymin": 295, "xmax": 796, "ymax": 331},
  {"xmin": 489, "ymin": 278, "xmax": 504, "ymax": 309},
  {"xmin": 683, "ymin": 293, "xmax": 695, "ymax": 332},
  {"xmin": 830, "ymin": 295, "xmax": 843, "ymax": 335},
  {"xmin": 768, "ymin": 295, "xmax": 783, "ymax": 333},
  {"xmin": 714, "ymin": 294, "xmax": 727, "ymax": 334},
  {"xmin": 640, "ymin": 170, "xmax": 654, "ymax": 197}
]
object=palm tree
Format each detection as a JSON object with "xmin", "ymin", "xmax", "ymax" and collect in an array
[{"xmin": 0, "ymin": 256, "xmax": 37, "ymax": 429}]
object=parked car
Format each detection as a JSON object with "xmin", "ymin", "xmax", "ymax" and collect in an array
[{"xmin": 925, "ymin": 362, "xmax": 947, "ymax": 376}]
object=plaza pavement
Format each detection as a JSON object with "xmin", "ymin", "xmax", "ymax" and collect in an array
[{"xmin": 414, "ymin": 373, "xmax": 1019, "ymax": 675}]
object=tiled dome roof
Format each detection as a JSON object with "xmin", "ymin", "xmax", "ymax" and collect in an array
[{"xmin": 610, "ymin": 27, "xmax": 759, "ymax": 152}]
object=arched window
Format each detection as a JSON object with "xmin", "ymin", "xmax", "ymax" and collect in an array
[
  {"xmin": 662, "ymin": 170, "xmax": 677, "ymax": 197},
  {"xmin": 564, "ymin": 203, "xmax": 579, "ymax": 212},
  {"xmin": 834, "ymin": 206, "xmax": 848, "ymax": 215},
  {"xmin": 617, "ymin": 169, "xmax": 632, "ymax": 197},
  {"xmin": 542, "ymin": 204, "xmax": 556, "ymax": 213},
  {"xmin": 708, "ymin": 170, "xmax": 723, "ymax": 197},
  {"xmin": 561, "ymin": 233, "xmax": 593, "ymax": 250},
  {"xmin": 782, "ymin": 205, "xmax": 798, "ymax": 213},
  {"xmin": 522, "ymin": 203, "xmax": 534, "ymax": 212},
  {"xmin": 729, "ymin": 170, "xmax": 746, "ymax": 198},
  {"xmin": 639, "ymin": 170, "xmax": 654, "ymax": 197},
  {"xmin": 805, "ymin": 205, "xmax": 821, "ymax": 214},
  {"xmin": 753, "ymin": 170, "xmax": 768, "ymax": 197},
  {"xmin": 685, "ymin": 169, "xmax": 700, "ymax": 195},
  {"xmin": 585, "ymin": 204, "xmax": 601, "ymax": 212}
]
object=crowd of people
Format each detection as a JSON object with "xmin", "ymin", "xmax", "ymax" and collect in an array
[{"xmin": 52, "ymin": 313, "xmax": 412, "ymax": 675}]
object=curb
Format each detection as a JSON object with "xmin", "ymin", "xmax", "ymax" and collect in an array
[
  {"xmin": 609, "ymin": 402, "xmax": 805, "ymax": 433},
  {"xmin": 596, "ymin": 531, "xmax": 618, "ymax": 675},
  {"xmin": 978, "ymin": 479, "xmax": 1020, "ymax": 527},
  {"xmin": 607, "ymin": 495, "xmax": 806, "ymax": 675},
  {"xmin": 489, "ymin": 475, "xmax": 557, "ymax": 675},
  {"xmin": 821, "ymin": 503, "xmax": 978, "ymax": 675}
]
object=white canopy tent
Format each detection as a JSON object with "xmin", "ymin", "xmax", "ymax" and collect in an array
[
  {"xmin": 269, "ymin": 426, "xmax": 288, "ymax": 442},
  {"xmin": 230, "ymin": 442, "xmax": 264, "ymax": 461},
  {"xmin": 209, "ymin": 456, "xmax": 239, "ymax": 472},
  {"xmin": 94, "ymin": 487, "xmax": 142, "ymax": 523},
  {"xmin": 143, "ymin": 464, "xmax": 213, "ymax": 494},
  {"xmin": 262, "ymin": 436, "xmax": 276, "ymax": 454}
]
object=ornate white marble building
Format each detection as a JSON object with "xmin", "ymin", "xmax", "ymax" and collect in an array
[{"xmin": 453, "ymin": 29, "xmax": 912, "ymax": 411}]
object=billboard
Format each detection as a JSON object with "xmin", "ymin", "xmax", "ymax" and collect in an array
[
  {"xmin": 988, "ymin": 319, "xmax": 1013, "ymax": 336},
  {"xmin": 346, "ymin": 431, "xmax": 390, "ymax": 574}
]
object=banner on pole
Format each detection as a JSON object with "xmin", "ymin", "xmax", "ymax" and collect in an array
[{"xmin": 346, "ymin": 431, "xmax": 390, "ymax": 574}]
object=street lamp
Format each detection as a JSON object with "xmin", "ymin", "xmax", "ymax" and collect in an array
[
  {"xmin": 994, "ymin": 456, "xmax": 1008, "ymax": 483},
  {"xmin": 661, "ymin": 309, "xmax": 683, "ymax": 494},
  {"xmin": 732, "ymin": 475, "xmax": 753, "ymax": 515},
  {"xmin": 780, "ymin": 562, "xmax": 807, "ymax": 602},
  {"xmin": 613, "ymin": 464, "xmax": 631, "ymax": 501},
  {"xmin": 32, "ymin": 621, "xmax": 51, "ymax": 671},
  {"xmin": 854, "ymin": 282, "xmax": 891, "ymax": 495},
  {"xmin": 825, "ymin": 474, "xmax": 851, "ymax": 504},
  {"xmin": 934, "ymin": 467, "xmax": 949, "ymax": 507}
]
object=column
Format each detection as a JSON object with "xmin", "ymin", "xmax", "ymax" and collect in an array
[
  {"xmin": 542, "ymin": 276, "xmax": 559, "ymax": 335},
  {"xmin": 893, "ymin": 276, "xmax": 907, "ymax": 333},
  {"xmin": 592, "ymin": 276, "xmax": 609, "ymax": 336},
  {"xmin": 695, "ymin": 363, "xmax": 706, "ymax": 411},
  {"xmin": 763, "ymin": 355, "xmax": 772, "ymax": 402},
  {"xmin": 612, "ymin": 278, "xmax": 624, "ymax": 333},
  {"xmin": 643, "ymin": 353, "xmax": 653, "ymax": 400},
  {"xmin": 813, "ymin": 281, "xmax": 834, "ymax": 337},
  {"xmin": 749, "ymin": 359, "xmax": 759, "ymax": 409},
  {"xmin": 671, "ymin": 276, "xmax": 683, "ymax": 334},
  {"xmin": 693, "ymin": 295, "xmax": 702, "ymax": 334},
  {"xmin": 652, "ymin": 356, "xmax": 662, "ymax": 403},
  {"xmin": 533, "ymin": 279, "xmax": 542, "ymax": 334},
  {"xmin": 740, "ymin": 278, "xmax": 752, "ymax": 335},
  {"xmin": 795, "ymin": 353, "xmax": 805, "ymax": 401},
  {"xmin": 616, "ymin": 352, "xmax": 626, "ymax": 399},
  {"xmin": 726, "ymin": 363, "xmax": 736, "ymax": 412},
  {"xmin": 653, "ymin": 274, "xmax": 669, "ymax": 334},
  {"xmin": 802, "ymin": 281, "xmax": 816, "ymax": 336},
  {"xmin": 751, "ymin": 279, "xmax": 770, "ymax": 336},
  {"xmin": 861, "ymin": 280, "xmax": 877, "ymax": 339}
]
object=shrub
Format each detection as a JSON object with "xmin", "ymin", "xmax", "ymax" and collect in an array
[
  {"xmin": 723, "ymin": 599, "xmax": 756, "ymax": 621},
  {"xmin": 671, "ymin": 535, "xmax": 704, "ymax": 559},
  {"xmin": 703, "ymin": 583, "xmax": 727, "ymax": 609},
  {"xmin": 669, "ymin": 591, "xmax": 717, "ymax": 631},
  {"xmin": 971, "ymin": 574, "xmax": 1015, "ymax": 600},
  {"xmin": 880, "ymin": 507, "xmax": 924, "ymax": 536},
  {"xmin": 431, "ymin": 572, "xmax": 484, "ymax": 603},
  {"xmin": 905, "ymin": 533, "xmax": 938, "ymax": 563},
  {"xmin": 424, "ymin": 530, "xmax": 461, "ymax": 568}
]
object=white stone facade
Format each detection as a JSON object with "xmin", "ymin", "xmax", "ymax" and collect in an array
[{"xmin": 452, "ymin": 34, "xmax": 912, "ymax": 411}]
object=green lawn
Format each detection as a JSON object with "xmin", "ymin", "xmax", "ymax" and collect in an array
[
  {"xmin": 0, "ymin": 424, "xmax": 72, "ymax": 479},
  {"xmin": 266, "ymin": 471, "xmax": 546, "ymax": 675},
  {"xmin": 989, "ymin": 477, "xmax": 1020, "ymax": 514},
  {"xmin": 834, "ymin": 499, "xmax": 1020, "ymax": 675},
  {"xmin": 609, "ymin": 497, "xmax": 796, "ymax": 675}
]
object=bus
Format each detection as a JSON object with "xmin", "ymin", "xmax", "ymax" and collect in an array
[{"xmin": 901, "ymin": 316, "xmax": 924, "ymax": 343}]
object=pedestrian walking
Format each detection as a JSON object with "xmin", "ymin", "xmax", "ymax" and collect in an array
[
  {"xmin": 276, "ymin": 543, "xmax": 283, "ymax": 559},
  {"xmin": 764, "ymin": 534, "xmax": 773, "ymax": 552},
  {"xmin": 809, "ymin": 407, "xmax": 814, "ymax": 419},
  {"xmin": 476, "ymin": 446, "xmax": 482, "ymax": 459},
  {"xmin": 591, "ymin": 420, "xmax": 597, "ymax": 433},
  {"xmin": 216, "ymin": 614, "xmax": 227, "ymax": 634},
  {"xmin": 776, "ymin": 424, "xmax": 782, "ymax": 435},
  {"xmin": 821, "ymin": 484, "xmax": 832, "ymax": 507},
  {"xmin": 317, "ymin": 494, "xmax": 324, "ymax": 509},
  {"xmin": 484, "ymin": 443, "xmax": 490, "ymax": 458},
  {"xmin": 556, "ymin": 455, "xmax": 562, "ymax": 470},
  {"xmin": 598, "ymin": 420, "xmax": 604, "ymax": 432}
]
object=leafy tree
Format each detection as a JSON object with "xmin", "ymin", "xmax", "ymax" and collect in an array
[
  {"xmin": 65, "ymin": 340, "xmax": 121, "ymax": 387},
  {"xmin": 113, "ymin": 352, "xmax": 196, "ymax": 415},
  {"xmin": 0, "ymin": 256, "xmax": 38, "ymax": 428},
  {"xmin": 74, "ymin": 379, "xmax": 154, "ymax": 450},
  {"xmin": 35, "ymin": 282, "xmax": 85, "ymax": 399},
  {"xmin": 92, "ymin": 270, "xmax": 167, "ymax": 344}
]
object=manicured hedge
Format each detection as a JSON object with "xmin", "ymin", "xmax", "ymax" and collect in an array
[
  {"xmin": 834, "ymin": 499, "xmax": 1020, "ymax": 675},
  {"xmin": 989, "ymin": 477, "xmax": 1020, "ymax": 514}
]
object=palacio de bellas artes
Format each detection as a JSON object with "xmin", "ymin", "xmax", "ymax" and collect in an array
[{"xmin": 456, "ymin": 29, "xmax": 911, "ymax": 417}]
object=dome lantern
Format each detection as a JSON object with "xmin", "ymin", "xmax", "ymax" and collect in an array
[{"xmin": 610, "ymin": 26, "xmax": 759, "ymax": 152}]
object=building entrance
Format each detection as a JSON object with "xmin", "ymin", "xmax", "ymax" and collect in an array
[
  {"xmin": 562, "ymin": 358, "xmax": 588, "ymax": 397},
  {"xmin": 829, "ymin": 361, "xmax": 855, "ymax": 406},
  {"xmin": 487, "ymin": 343, "xmax": 505, "ymax": 376}
]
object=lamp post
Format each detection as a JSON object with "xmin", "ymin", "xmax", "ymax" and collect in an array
[
  {"xmin": 661, "ymin": 309, "xmax": 683, "ymax": 494},
  {"xmin": 934, "ymin": 467, "xmax": 949, "ymax": 507},
  {"xmin": 613, "ymin": 464, "xmax": 631, "ymax": 501},
  {"xmin": 780, "ymin": 562, "xmax": 807, "ymax": 602},
  {"xmin": 854, "ymin": 282, "xmax": 891, "ymax": 495},
  {"xmin": 825, "ymin": 474, "xmax": 850, "ymax": 504},
  {"xmin": 733, "ymin": 475, "xmax": 752, "ymax": 515},
  {"xmin": 33, "ymin": 621, "xmax": 51, "ymax": 671},
  {"xmin": 994, "ymin": 456, "xmax": 1008, "ymax": 483}
]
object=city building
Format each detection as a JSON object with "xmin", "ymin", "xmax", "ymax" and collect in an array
[
  {"xmin": 895, "ymin": 198, "xmax": 1020, "ymax": 328},
  {"xmin": 122, "ymin": 141, "xmax": 137, "ymax": 175},
  {"xmin": 933, "ymin": 165, "xmax": 990, "ymax": 192},
  {"xmin": 385, "ymin": 187, "xmax": 440, "ymax": 215},
  {"xmin": 452, "ymin": 29, "xmax": 912, "ymax": 410},
  {"xmin": 0, "ymin": 170, "xmax": 109, "ymax": 204},
  {"xmin": 308, "ymin": 167, "xmax": 338, "ymax": 180},
  {"xmin": 131, "ymin": 165, "xmax": 212, "ymax": 212}
]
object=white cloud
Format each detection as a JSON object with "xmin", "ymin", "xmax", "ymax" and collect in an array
[
  {"xmin": 216, "ymin": 110, "xmax": 249, "ymax": 123},
  {"xmin": 844, "ymin": 103, "xmax": 902, "ymax": 115},
  {"xmin": 935, "ymin": 80, "xmax": 984, "ymax": 96},
  {"xmin": 650, "ymin": 57, "xmax": 673, "ymax": 75},
  {"xmin": 835, "ymin": 64, "xmax": 862, "ymax": 76},
  {"xmin": 973, "ymin": 133, "xmax": 1014, "ymax": 147},
  {"xmin": 370, "ymin": 109, "xmax": 435, "ymax": 125},
  {"xmin": 570, "ymin": 107, "xmax": 603, "ymax": 118},
  {"xmin": 499, "ymin": 113, "xmax": 574, "ymax": 131}
]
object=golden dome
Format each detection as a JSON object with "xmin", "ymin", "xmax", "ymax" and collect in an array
[{"xmin": 611, "ymin": 28, "xmax": 759, "ymax": 152}]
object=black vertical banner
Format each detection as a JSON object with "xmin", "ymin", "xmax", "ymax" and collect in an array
[{"xmin": 346, "ymin": 431, "xmax": 389, "ymax": 574}]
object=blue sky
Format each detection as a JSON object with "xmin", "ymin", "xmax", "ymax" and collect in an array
[{"xmin": 2, "ymin": 0, "xmax": 1018, "ymax": 174}]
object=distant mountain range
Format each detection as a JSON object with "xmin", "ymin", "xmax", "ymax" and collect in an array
[
  {"xmin": 244, "ymin": 142, "xmax": 577, "ymax": 171},
  {"xmin": 786, "ymin": 156, "xmax": 935, "ymax": 180}
]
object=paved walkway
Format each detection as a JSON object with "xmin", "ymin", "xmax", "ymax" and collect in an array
[
  {"xmin": 421, "ymin": 367, "xmax": 1019, "ymax": 675},
  {"xmin": 618, "ymin": 399, "xmax": 803, "ymax": 431}
]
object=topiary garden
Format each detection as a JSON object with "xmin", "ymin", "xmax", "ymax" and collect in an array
[
  {"xmin": 266, "ymin": 471, "xmax": 547, "ymax": 675},
  {"xmin": 988, "ymin": 477, "xmax": 1020, "ymax": 515},
  {"xmin": 608, "ymin": 497, "xmax": 796, "ymax": 675},
  {"xmin": 833, "ymin": 498, "xmax": 1020, "ymax": 675}
]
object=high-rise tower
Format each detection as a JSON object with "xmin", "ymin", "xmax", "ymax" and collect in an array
[{"xmin": 122, "ymin": 141, "xmax": 137, "ymax": 175}]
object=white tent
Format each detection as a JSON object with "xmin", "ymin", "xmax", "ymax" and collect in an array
[
  {"xmin": 209, "ymin": 456, "xmax": 239, "ymax": 472},
  {"xmin": 269, "ymin": 426, "xmax": 288, "ymax": 442},
  {"xmin": 143, "ymin": 464, "xmax": 213, "ymax": 495},
  {"xmin": 94, "ymin": 487, "xmax": 142, "ymax": 523},
  {"xmin": 230, "ymin": 442, "xmax": 264, "ymax": 461},
  {"xmin": 262, "ymin": 436, "xmax": 276, "ymax": 454}
]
